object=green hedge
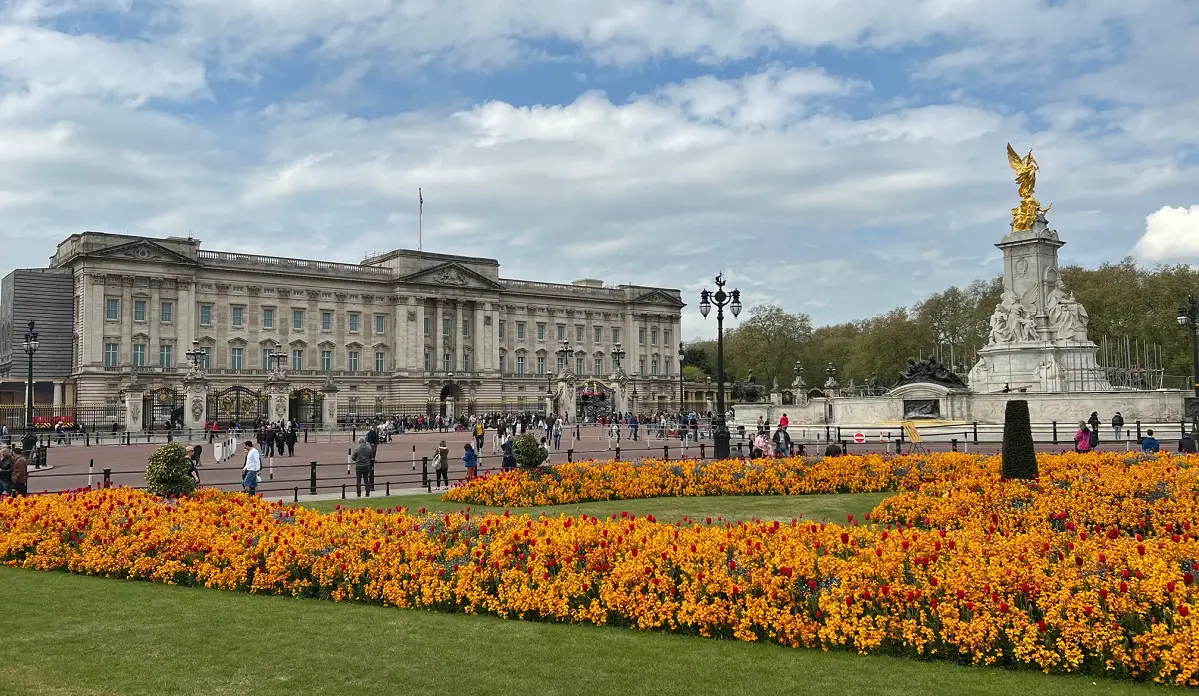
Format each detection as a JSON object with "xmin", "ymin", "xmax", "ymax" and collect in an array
[{"xmin": 1001, "ymin": 400, "xmax": 1038, "ymax": 480}]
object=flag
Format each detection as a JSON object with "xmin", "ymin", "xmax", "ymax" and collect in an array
[{"xmin": 419, "ymin": 188, "xmax": 423, "ymax": 209}]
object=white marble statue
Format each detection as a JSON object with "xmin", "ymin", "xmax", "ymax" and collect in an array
[
  {"xmin": 1046, "ymin": 279, "xmax": 1089, "ymax": 341},
  {"xmin": 987, "ymin": 291, "xmax": 1039, "ymax": 344},
  {"xmin": 968, "ymin": 356, "xmax": 994, "ymax": 388},
  {"xmin": 1035, "ymin": 355, "xmax": 1062, "ymax": 392}
]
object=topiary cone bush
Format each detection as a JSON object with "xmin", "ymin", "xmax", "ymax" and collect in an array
[
  {"xmin": 513, "ymin": 432, "xmax": 548, "ymax": 470},
  {"xmin": 145, "ymin": 443, "xmax": 197, "ymax": 497},
  {"xmin": 1001, "ymin": 399, "xmax": 1038, "ymax": 480}
]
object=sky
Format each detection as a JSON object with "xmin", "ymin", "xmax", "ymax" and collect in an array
[{"xmin": 1, "ymin": 0, "xmax": 1198, "ymax": 341}]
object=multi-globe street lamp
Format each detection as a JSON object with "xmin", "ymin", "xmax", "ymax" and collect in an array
[
  {"xmin": 698, "ymin": 273, "xmax": 742, "ymax": 459},
  {"xmin": 677, "ymin": 342, "xmax": 685, "ymax": 413},
  {"xmin": 1177, "ymin": 296, "xmax": 1199, "ymax": 400},
  {"xmin": 267, "ymin": 349, "xmax": 288, "ymax": 373},
  {"xmin": 185, "ymin": 340, "xmax": 207, "ymax": 370},
  {"xmin": 21, "ymin": 321, "xmax": 39, "ymax": 437}
]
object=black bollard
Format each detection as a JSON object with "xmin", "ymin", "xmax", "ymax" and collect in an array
[
  {"xmin": 567, "ymin": 448, "xmax": 573, "ymax": 463},
  {"xmin": 1052, "ymin": 421, "xmax": 1058, "ymax": 444},
  {"xmin": 1136, "ymin": 421, "xmax": 1142, "ymax": 440},
  {"xmin": 951, "ymin": 438, "xmax": 959, "ymax": 452},
  {"xmin": 304, "ymin": 430, "xmax": 308, "ymax": 444},
  {"xmin": 664, "ymin": 445, "xmax": 669, "ymax": 461},
  {"xmin": 971, "ymin": 421, "xmax": 978, "ymax": 445},
  {"xmin": 736, "ymin": 441, "xmax": 744, "ymax": 457},
  {"xmin": 700, "ymin": 443, "xmax": 706, "ymax": 459},
  {"xmin": 293, "ymin": 487, "xmax": 299, "ymax": 503},
  {"xmin": 386, "ymin": 481, "xmax": 391, "ymax": 496},
  {"xmin": 309, "ymin": 461, "xmax": 317, "ymax": 495},
  {"xmin": 103, "ymin": 468, "xmax": 112, "ymax": 487},
  {"xmin": 615, "ymin": 446, "xmax": 621, "ymax": 461},
  {"xmin": 341, "ymin": 483, "xmax": 346, "ymax": 499},
  {"xmin": 422, "ymin": 456, "xmax": 429, "ymax": 492}
]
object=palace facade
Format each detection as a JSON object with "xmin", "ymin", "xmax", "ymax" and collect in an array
[{"xmin": 45, "ymin": 232, "xmax": 685, "ymax": 420}]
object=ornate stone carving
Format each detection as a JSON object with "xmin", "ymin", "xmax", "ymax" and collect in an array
[
  {"xmin": 306, "ymin": 290, "xmax": 320, "ymax": 299},
  {"xmin": 247, "ymin": 286, "xmax": 261, "ymax": 295},
  {"xmin": 278, "ymin": 289, "xmax": 291, "ymax": 297},
  {"xmin": 1046, "ymin": 279, "xmax": 1089, "ymax": 341},
  {"xmin": 1015, "ymin": 258, "xmax": 1029, "ymax": 277},
  {"xmin": 987, "ymin": 291, "xmax": 1039, "ymax": 344},
  {"xmin": 274, "ymin": 400, "xmax": 286, "ymax": 417},
  {"xmin": 434, "ymin": 268, "xmax": 469, "ymax": 286},
  {"xmin": 362, "ymin": 294, "xmax": 374, "ymax": 304},
  {"xmin": 894, "ymin": 357, "xmax": 967, "ymax": 388},
  {"xmin": 483, "ymin": 315, "xmax": 492, "ymax": 326},
  {"xmin": 1035, "ymin": 355, "xmax": 1062, "ymax": 392},
  {"xmin": 190, "ymin": 397, "xmax": 204, "ymax": 419},
  {"xmin": 130, "ymin": 403, "xmax": 141, "ymax": 421},
  {"xmin": 215, "ymin": 283, "xmax": 231, "ymax": 293},
  {"xmin": 407, "ymin": 310, "xmax": 417, "ymax": 321},
  {"xmin": 334, "ymin": 292, "xmax": 348, "ymax": 301},
  {"xmin": 968, "ymin": 356, "xmax": 993, "ymax": 388}
]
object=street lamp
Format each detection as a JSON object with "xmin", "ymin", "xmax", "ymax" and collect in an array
[
  {"xmin": 611, "ymin": 342, "xmax": 625, "ymax": 373},
  {"xmin": 1178, "ymin": 296, "xmax": 1199, "ymax": 398},
  {"xmin": 21, "ymin": 321, "xmax": 39, "ymax": 435},
  {"xmin": 677, "ymin": 342, "xmax": 685, "ymax": 413},
  {"xmin": 698, "ymin": 273, "xmax": 742, "ymax": 459},
  {"xmin": 185, "ymin": 340, "xmax": 207, "ymax": 370},
  {"xmin": 268, "ymin": 349, "xmax": 288, "ymax": 373}
]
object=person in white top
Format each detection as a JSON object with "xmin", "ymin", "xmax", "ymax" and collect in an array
[{"xmin": 242, "ymin": 440, "xmax": 262, "ymax": 494}]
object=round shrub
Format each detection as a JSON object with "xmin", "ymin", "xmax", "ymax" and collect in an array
[
  {"xmin": 145, "ymin": 443, "xmax": 197, "ymax": 497},
  {"xmin": 513, "ymin": 432, "xmax": 548, "ymax": 470}
]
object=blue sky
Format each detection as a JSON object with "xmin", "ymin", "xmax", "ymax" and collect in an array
[{"xmin": 1, "ymin": 0, "xmax": 1197, "ymax": 339}]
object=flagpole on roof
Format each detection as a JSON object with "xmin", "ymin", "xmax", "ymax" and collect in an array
[{"xmin": 418, "ymin": 188, "xmax": 423, "ymax": 251}]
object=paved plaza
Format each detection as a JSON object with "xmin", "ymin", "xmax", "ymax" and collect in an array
[{"xmin": 23, "ymin": 422, "xmax": 1162, "ymax": 503}]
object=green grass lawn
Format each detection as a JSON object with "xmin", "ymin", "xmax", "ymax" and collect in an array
[
  {"xmin": 0, "ymin": 567, "xmax": 1168, "ymax": 696},
  {"xmin": 305, "ymin": 491, "xmax": 892, "ymax": 524}
]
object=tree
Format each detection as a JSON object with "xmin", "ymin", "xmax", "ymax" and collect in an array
[
  {"xmin": 1001, "ymin": 400, "xmax": 1038, "ymax": 480},
  {"xmin": 724, "ymin": 305, "xmax": 813, "ymax": 387},
  {"xmin": 145, "ymin": 443, "xmax": 197, "ymax": 497},
  {"xmin": 682, "ymin": 342, "xmax": 715, "ymax": 378},
  {"xmin": 682, "ymin": 365, "xmax": 708, "ymax": 382},
  {"xmin": 513, "ymin": 433, "xmax": 547, "ymax": 469}
]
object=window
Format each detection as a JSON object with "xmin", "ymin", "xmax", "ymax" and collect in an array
[
  {"xmin": 665, "ymin": 358, "xmax": 672, "ymax": 376},
  {"xmin": 321, "ymin": 311, "xmax": 333, "ymax": 331},
  {"xmin": 499, "ymin": 321, "xmax": 505, "ymax": 339},
  {"xmin": 443, "ymin": 354, "xmax": 451, "ymax": 372},
  {"xmin": 104, "ymin": 343, "xmax": 118, "ymax": 367},
  {"xmin": 262, "ymin": 348, "xmax": 272, "ymax": 370},
  {"xmin": 200, "ymin": 304, "xmax": 213, "ymax": 326},
  {"xmin": 292, "ymin": 310, "xmax": 304, "ymax": 330},
  {"xmin": 375, "ymin": 351, "xmax": 385, "ymax": 372},
  {"xmin": 557, "ymin": 356, "xmax": 566, "ymax": 373},
  {"xmin": 537, "ymin": 356, "xmax": 546, "ymax": 375},
  {"xmin": 612, "ymin": 328, "xmax": 620, "ymax": 344},
  {"xmin": 556, "ymin": 325, "xmax": 565, "ymax": 341},
  {"xmin": 500, "ymin": 355, "xmax": 506, "ymax": 373},
  {"xmin": 651, "ymin": 328, "xmax": 658, "ymax": 345},
  {"xmin": 230, "ymin": 347, "xmax": 243, "ymax": 370},
  {"xmin": 639, "ymin": 357, "xmax": 646, "ymax": 376},
  {"xmin": 291, "ymin": 350, "xmax": 303, "ymax": 371},
  {"xmin": 105, "ymin": 298, "xmax": 120, "ymax": 321},
  {"xmin": 132, "ymin": 344, "xmax": 146, "ymax": 367},
  {"xmin": 576, "ymin": 325, "xmax": 584, "ymax": 342},
  {"xmin": 198, "ymin": 349, "xmax": 210, "ymax": 370},
  {"xmin": 424, "ymin": 352, "xmax": 431, "ymax": 371},
  {"xmin": 576, "ymin": 357, "xmax": 584, "ymax": 375},
  {"xmin": 349, "ymin": 313, "xmax": 360, "ymax": 333},
  {"xmin": 159, "ymin": 344, "xmax": 172, "ymax": 368},
  {"xmin": 462, "ymin": 318, "xmax": 470, "ymax": 337},
  {"xmin": 516, "ymin": 356, "xmax": 525, "ymax": 376},
  {"xmin": 348, "ymin": 351, "xmax": 359, "ymax": 372},
  {"xmin": 263, "ymin": 308, "xmax": 274, "ymax": 329},
  {"xmin": 375, "ymin": 315, "xmax": 385, "ymax": 334},
  {"xmin": 321, "ymin": 350, "xmax": 332, "ymax": 372},
  {"xmin": 463, "ymin": 354, "xmax": 470, "ymax": 372},
  {"xmin": 424, "ymin": 317, "xmax": 431, "ymax": 335},
  {"xmin": 537, "ymin": 323, "xmax": 545, "ymax": 340},
  {"xmin": 639, "ymin": 327, "xmax": 646, "ymax": 345},
  {"xmin": 651, "ymin": 358, "xmax": 659, "ymax": 376},
  {"xmin": 516, "ymin": 322, "xmax": 526, "ymax": 339},
  {"xmin": 664, "ymin": 330, "xmax": 672, "ymax": 347},
  {"xmin": 594, "ymin": 326, "xmax": 602, "ymax": 343},
  {"xmin": 160, "ymin": 302, "xmax": 173, "ymax": 323},
  {"xmin": 133, "ymin": 300, "xmax": 147, "ymax": 322},
  {"xmin": 442, "ymin": 317, "xmax": 451, "ymax": 337},
  {"xmin": 594, "ymin": 357, "xmax": 602, "ymax": 375},
  {"xmin": 232, "ymin": 306, "xmax": 244, "ymax": 327}
]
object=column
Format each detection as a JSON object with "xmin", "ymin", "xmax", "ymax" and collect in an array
[
  {"xmin": 414, "ymin": 300, "xmax": 425, "ymax": 371},
  {"xmin": 53, "ymin": 382, "xmax": 64, "ymax": 406},
  {"xmin": 183, "ymin": 378, "xmax": 208, "ymax": 430},
  {"xmin": 149, "ymin": 284, "xmax": 161, "ymax": 367},
  {"xmin": 126, "ymin": 385, "xmax": 145, "ymax": 431},
  {"xmin": 473, "ymin": 302, "xmax": 484, "ymax": 373},
  {"xmin": 178, "ymin": 282, "xmax": 195, "ymax": 367},
  {"xmin": 121, "ymin": 282, "xmax": 133, "ymax": 364},
  {"xmin": 454, "ymin": 300, "xmax": 464, "ymax": 373},
  {"xmin": 434, "ymin": 298, "xmax": 444, "ymax": 372}
]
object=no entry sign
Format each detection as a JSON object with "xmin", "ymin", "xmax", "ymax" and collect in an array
[{"xmin": 854, "ymin": 432, "xmax": 866, "ymax": 444}]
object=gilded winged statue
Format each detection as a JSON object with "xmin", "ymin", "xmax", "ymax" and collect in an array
[{"xmin": 1007, "ymin": 143, "xmax": 1051, "ymax": 231}]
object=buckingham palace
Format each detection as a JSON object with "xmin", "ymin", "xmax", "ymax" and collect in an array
[{"xmin": 2, "ymin": 231, "xmax": 686, "ymax": 428}]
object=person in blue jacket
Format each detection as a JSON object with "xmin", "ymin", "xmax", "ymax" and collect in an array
[
  {"xmin": 463, "ymin": 442, "xmax": 478, "ymax": 479},
  {"xmin": 1141, "ymin": 429, "xmax": 1160, "ymax": 453}
]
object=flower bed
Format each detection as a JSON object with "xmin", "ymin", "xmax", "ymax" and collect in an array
[
  {"xmin": 441, "ymin": 453, "xmax": 988, "ymax": 507},
  {"xmin": 3, "ymin": 452, "xmax": 1199, "ymax": 683}
]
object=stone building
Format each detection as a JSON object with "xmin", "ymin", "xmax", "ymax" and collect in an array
[{"xmin": 42, "ymin": 231, "xmax": 684, "ymax": 425}]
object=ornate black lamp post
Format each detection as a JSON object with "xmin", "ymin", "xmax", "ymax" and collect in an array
[
  {"xmin": 677, "ymin": 342, "xmax": 686, "ymax": 413},
  {"xmin": 698, "ymin": 273, "xmax": 742, "ymax": 459},
  {"xmin": 267, "ymin": 349, "xmax": 288, "ymax": 373},
  {"xmin": 1178, "ymin": 296, "xmax": 1199, "ymax": 399},
  {"xmin": 22, "ymin": 321, "xmax": 39, "ymax": 435},
  {"xmin": 185, "ymin": 340, "xmax": 207, "ymax": 369},
  {"xmin": 612, "ymin": 342, "xmax": 625, "ymax": 373}
]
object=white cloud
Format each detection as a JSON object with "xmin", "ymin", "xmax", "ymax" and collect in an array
[{"xmin": 1133, "ymin": 205, "xmax": 1199, "ymax": 262}]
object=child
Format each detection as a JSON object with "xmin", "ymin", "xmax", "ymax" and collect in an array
[{"xmin": 463, "ymin": 442, "xmax": 478, "ymax": 479}]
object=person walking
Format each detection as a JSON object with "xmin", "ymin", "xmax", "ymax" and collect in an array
[
  {"xmin": 241, "ymin": 440, "xmax": 261, "ymax": 494},
  {"xmin": 1074, "ymin": 422, "xmax": 1093, "ymax": 453},
  {"xmin": 9, "ymin": 452, "xmax": 28, "ymax": 496},
  {"xmin": 352, "ymin": 436, "xmax": 373, "ymax": 496},
  {"xmin": 473, "ymin": 419, "xmax": 485, "ymax": 452},
  {"xmin": 434, "ymin": 440, "xmax": 450, "ymax": 489},
  {"xmin": 501, "ymin": 437, "xmax": 517, "ymax": 471},
  {"xmin": 1111, "ymin": 412, "xmax": 1125, "ymax": 441},
  {"xmin": 0, "ymin": 446, "xmax": 12, "ymax": 496},
  {"xmin": 1087, "ymin": 411, "xmax": 1101, "ymax": 448},
  {"xmin": 552, "ymin": 419, "xmax": 562, "ymax": 450}
]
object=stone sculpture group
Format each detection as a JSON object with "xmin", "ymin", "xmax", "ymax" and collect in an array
[{"xmin": 985, "ymin": 279, "xmax": 1089, "ymax": 346}]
